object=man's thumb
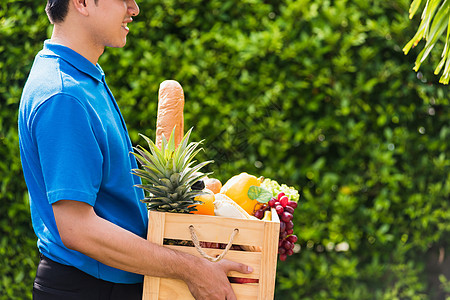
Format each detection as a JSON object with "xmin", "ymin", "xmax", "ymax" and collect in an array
[{"xmin": 228, "ymin": 261, "xmax": 253, "ymax": 274}]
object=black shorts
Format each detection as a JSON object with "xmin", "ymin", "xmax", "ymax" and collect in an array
[{"xmin": 33, "ymin": 253, "xmax": 143, "ymax": 300}]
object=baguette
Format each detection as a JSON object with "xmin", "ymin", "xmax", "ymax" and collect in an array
[{"xmin": 155, "ymin": 80, "xmax": 185, "ymax": 148}]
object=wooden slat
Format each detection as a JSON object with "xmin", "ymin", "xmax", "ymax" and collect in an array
[
  {"xmin": 158, "ymin": 278, "xmax": 194, "ymax": 300},
  {"xmin": 148, "ymin": 211, "xmax": 166, "ymax": 242},
  {"xmin": 143, "ymin": 277, "xmax": 162, "ymax": 300},
  {"xmin": 231, "ymin": 283, "xmax": 259, "ymax": 300},
  {"xmin": 143, "ymin": 211, "xmax": 166, "ymax": 300},
  {"xmin": 270, "ymin": 207, "xmax": 280, "ymax": 223},
  {"xmin": 163, "ymin": 213, "xmax": 265, "ymax": 246},
  {"xmin": 155, "ymin": 277, "xmax": 260, "ymax": 300},
  {"xmin": 164, "ymin": 245, "xmax": 262, "ymax": 279},
  {"xmin": 258, "ymin": 208, "xmax": 280, "ymax": 299}
]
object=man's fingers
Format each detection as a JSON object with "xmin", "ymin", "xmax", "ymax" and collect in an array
[
  {"xmin": 237, "ymin": 262, "xmax": 253, "ymax": 274},
  {"xmin": 220, "ymin": 259, "xmax": 253, "ymax": 274}
]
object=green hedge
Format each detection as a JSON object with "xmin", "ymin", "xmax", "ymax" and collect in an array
[{"xmin": 1, "ymin": 0, "xmax": 449, "ymax": 299}]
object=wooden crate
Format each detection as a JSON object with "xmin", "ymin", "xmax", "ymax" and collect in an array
[{"xmin": 142, "ymin": 208, "xmax": 280, "ymax": 300}]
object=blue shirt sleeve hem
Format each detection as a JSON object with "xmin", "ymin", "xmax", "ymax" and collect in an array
[{"xmin": 48, "ymin": 189, "xmax": 97, "ymax": 206}]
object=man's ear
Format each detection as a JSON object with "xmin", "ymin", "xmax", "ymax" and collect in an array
[{"xmin": 71, "ymin": 0, "xmax": 89, "ymax": 17}]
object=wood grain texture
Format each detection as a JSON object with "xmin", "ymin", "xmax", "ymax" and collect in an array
[
  {"xmin": 163, "ymin": 213, "xmax": 265, "ymax": 247},
  {"xmin": 258, "ymin": 208, "xmax": 280, "ymax": 299},
  {"xmin": 143, "ymin": 209, "xmax": 280, "ymax": 299},
  {"xmin": 143, "ymin": 211, "xmax": 166, "ymax": 300}
]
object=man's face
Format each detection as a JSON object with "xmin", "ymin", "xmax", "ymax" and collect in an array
[{"xmin": 87, "ymin": 0, "xmax": 139, "ymax": 48}]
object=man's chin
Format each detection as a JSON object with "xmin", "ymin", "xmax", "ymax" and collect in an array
[{"xmin": 107, "ymin": 39, "xmax": 127, "ymax": 49}]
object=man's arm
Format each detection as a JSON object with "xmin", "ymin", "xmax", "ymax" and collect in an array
[{"xmin": 52, "ymin": 200, "xmax": 252, "ymax": 300}]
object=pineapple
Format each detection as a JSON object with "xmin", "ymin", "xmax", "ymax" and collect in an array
[{"xmin": 131, "ymin": 127, "xmax": 213, "ymax": 213}]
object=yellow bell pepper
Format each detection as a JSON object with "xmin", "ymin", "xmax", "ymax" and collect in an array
[{"xmin": 220, "ymin": 172, "xmax": 263, "ymax": 215}]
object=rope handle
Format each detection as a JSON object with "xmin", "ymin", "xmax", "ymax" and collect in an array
[{"xmin": 189, "ymin": 225, "xmax": 239, "ymax": 262}]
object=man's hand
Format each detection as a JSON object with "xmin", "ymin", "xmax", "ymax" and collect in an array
[{"xmin": 184, "ymin": 259, "xmax": 253, "ymax": 300}]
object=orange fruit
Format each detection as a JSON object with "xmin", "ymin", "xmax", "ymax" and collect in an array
[
  {"xmin": 204, "ymin": 177, "xmax": 222, "ymax": 194},
  {"xmin": 220, "ymin": 172, "xmax": 263, "ymax": 215},
  {"xmin": 190, "ymin": 189, "xmax": 215, "ymax": 215}
]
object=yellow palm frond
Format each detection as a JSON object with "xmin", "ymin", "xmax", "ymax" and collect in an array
[{"xmin": 404, "ymin": 0, "xmax": 450, "ymax": 84}]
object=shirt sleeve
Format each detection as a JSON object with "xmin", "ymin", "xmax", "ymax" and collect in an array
[{"xmin": 31, "ymin": 93, "xmax": 103, "ymax": 206}]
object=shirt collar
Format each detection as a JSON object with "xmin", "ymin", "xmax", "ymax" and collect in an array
[{"xmin": 41, "ymin": 40, "xmax": 105, "ymax": 83}]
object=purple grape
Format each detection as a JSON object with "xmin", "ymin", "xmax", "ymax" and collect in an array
[
  {"xmin": 254, "ymin": 209, "xmax": 264, "ymax": 219},
  {"xmin": 285, "ymin": 206, "xmax": 295, "ymax": 214},
  {"xmin": 288, "ymin": 241, "xmax": 295, "ymax": 249},
  {"xmin": 287, "ymin": 235, "xmax": 298, "ymax": 243},
  {"xmin": 283, "ymin": 240, "xmax": 292, "ymax": 250},
  {"xmin": 279, "ymin": 221, "xmax": 286, "ymax": 232},
  {"xmin": 276, "ymin": 197, "xmax": 299, "ymax": 262},
  {"xmin": 287, "ymin": 201, "xmax": 298, "ymax": 209},
  {"xmin": 286, "ymin": 220, "xmax": 294, "ymax": 230},
  {"xmin": 281, "ymin": 212, "xmax": 293, "ymax": 222},
  {"xmin": 277, "ymin": 192, "xmax": 285, "ymax": 201},
  {"xmin": 275, "ymin": 205, "xmax": 284, "ymax": 215},
  {"xmin": 268, "ymin": 197, "xmax": 277, "ymax": 208}
]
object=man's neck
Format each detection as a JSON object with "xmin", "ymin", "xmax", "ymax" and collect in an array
[{"xmin": 50, "ymin": 25, "xmax": 104, "ymax": 65}]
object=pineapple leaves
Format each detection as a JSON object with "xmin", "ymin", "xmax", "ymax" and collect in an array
[
  {"xmin": 138, "ymin": 134, "xmax": 168, "ymax": 175},
  {"xmin": 134, "ymin": 184, "xmax": 166, "ymax": 197},
  {"xmin": 159, "ymin": 178, "xmax": 174, "ymax": 190},
  {"xmin": 133, "ymin": 145, "xmax": 166, "ymax": 177},
  {"xmin": 173, "ymin": 127, "xmax": 193, "ymax": 164},
  {"xmin": 131, "ymin": 127, "xmax": 214, "ymax": 213},
  {"xmin": 180, "ymin": 163, "xmax": 213, "ymax": 186},
  {"xmin": 166, "ymin": 127, "xmax": 176, "ymax": 154},
  {"xmin": 170, "ymin": 173, "xmax": 181, "ymax": 186},
  {"xmin": 131, "ymin": 168, "xmax": 160, "ymax": 186}
]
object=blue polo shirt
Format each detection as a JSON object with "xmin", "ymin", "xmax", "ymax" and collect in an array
[{"xmin": 18, "ymin": 41, "xmax": 148, "ymax": 284}]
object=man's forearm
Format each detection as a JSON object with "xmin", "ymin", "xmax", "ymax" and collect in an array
[{"xmin": 52, "ymin": 200, "xmax": 203, "ymax": 281}]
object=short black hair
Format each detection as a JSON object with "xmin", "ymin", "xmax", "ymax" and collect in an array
[
  {"xmin": 45, "ymin": 0, "xmax": 99, "ymax": 24},
  {"xmin": 45, "ymin": 0, "xmax": 70, "ymax": 23}
]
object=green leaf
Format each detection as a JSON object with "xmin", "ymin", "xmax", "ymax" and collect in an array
[
  {"xmin": 405, "ymin": 0, "xmax": 450, "ymax": 83},
  {"xmin": 247, "ymin": 185, "xmax": 272, "ymax": 203},
  {"xmin": 409, "ymin": 0, "xmax": 424, "ymax": 19}
]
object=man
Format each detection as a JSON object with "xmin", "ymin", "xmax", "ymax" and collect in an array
[{"xmin": 18, "ymin": 0, "xmax": 252, "ymax": 299}]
